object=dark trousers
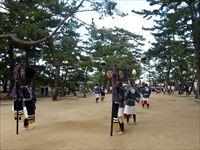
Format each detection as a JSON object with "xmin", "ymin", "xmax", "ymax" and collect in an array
[{"xmin": 113, "ymin": 103, "xmax": 119, "ymax": 119}]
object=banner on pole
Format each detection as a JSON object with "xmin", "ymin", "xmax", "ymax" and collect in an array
[{"xmin": 105, "ymin": 68, "xmax": 127, "ymax": 80}]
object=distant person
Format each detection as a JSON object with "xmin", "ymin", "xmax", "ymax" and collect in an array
[
  {"xmin": 156, "ymin": 87, "xmax": 161, "ymax": 94},
  {"xmin": 94, "ymin": 83, "xmax": 101, "ymax": 103},
  {"xmin": 0, "ymin": 80, "xmax": 3, "ymax": 93},
  {"xmin": 45, "ymin": 85, "xmax": 48, "ymax": 97},
  {"xmin": 171, "ymin": 86, "xmax": 175, "ymax": 95},
  {"xmin": 167, "ymin": 85, "xmax": 171, "ymax": 95},
  {"xmin": 100, "ymin": 85, "xmax": 106, "ymax": 101},
  {"xmin": 80, "ymin": 85, "xmax": 84, "ymax": 93},
  {"xmin": 41, "ymin": 86, "xmax": 44, "ymax": 97},
  {"xmin": 163, "ymin": 86, "xmax": 167, "ymax": 95},
  {"xmin": 185, "ymin": 85, "xmax": 190, "ymax": 96},
  {"xmin": 0, "ymin": 80, "xmax": 3, "ymax": 100},
  {"xmin": 141, "ymin": 83, "xmax": 151, "ymax": 108}
]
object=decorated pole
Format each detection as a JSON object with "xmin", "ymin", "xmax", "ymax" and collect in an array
[
  {"xmin": 13, "ymin": 64, "xmax": 20, "ymax": 134},
  {"xmin": 110, "ymin": 102, "xmax": 114, "ymax": 136},
  {"xmin": 110, "ymin": 64, "xmax": 118, "ymax": 136}
]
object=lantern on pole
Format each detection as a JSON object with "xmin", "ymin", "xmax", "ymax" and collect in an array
[
  {"xmin": 100, "ymin": 60, "xmax": 106, "ymax": 66},
  {"xmin": 141, "ymin": 53, "xmax": 147, "ymax": 61},
  {"xmin": 132, "ymin": 69, "xmax": 136, "ymax": 75},
  {"xmin": 131, "ymin": 69, "xmax": 137, "ymax": 84}
]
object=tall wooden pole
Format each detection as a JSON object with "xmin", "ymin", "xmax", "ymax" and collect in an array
[
  {"xmin": 16, "ymin": 80, "xmax": 19, "ymax": 134},
  {"xmin": 110, "ymin": 101, "xmax": 114, "ymax": 136},
  {"xmin": 14, "ymin": 64, "xmax": 20, "ymax": 135},
  {"xmin": 110, "ymin": 64, "xmax": 118, "ymax": 136}
]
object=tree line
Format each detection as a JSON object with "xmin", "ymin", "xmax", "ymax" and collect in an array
[
  {"xmin": 0, "ymin": 0, "xmax": 199, "ymax": 99},
  {"xmin": 0, "ymin": 0, "xmax": 144, "ymax": 100},
  {"xmin": 132, "ymin": 0, "xmax": 200, "ymax": 98}
]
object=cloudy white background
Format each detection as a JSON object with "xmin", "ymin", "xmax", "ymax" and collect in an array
[{"xmin": 76, "ymin": 0, "xmax": 157, "ymax": 51}]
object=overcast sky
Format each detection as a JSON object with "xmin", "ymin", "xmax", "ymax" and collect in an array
[{"xmin": 76, "ymin": 0, "xmax": 157, "ymax": 51}]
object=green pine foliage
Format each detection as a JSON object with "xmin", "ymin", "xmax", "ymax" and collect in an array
[{"xmin": 132, "ymin": 0, "xmax": 199, "ymax": 93}]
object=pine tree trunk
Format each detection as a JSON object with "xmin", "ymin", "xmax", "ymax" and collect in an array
[
  {"xmin": 52, "ymin": 65, "xmax": 59, "ymax": 101},
  {"xmin": 190, "ymin": 3, "xmax": 200, "ymax": 99},
  {"xmin": 52, "ymin": 88, "xmax": 58, "ymax": 101},
  {"xmin": 8, "ymin": 43, "xmax": 15, "ymax": 93},
  {"xmin": 83, "ymin": 82, "xmax": 86, "ymax": 98},
  {"xmin": 83, "ymin": 68, "xmax": 88, "ymax": 98},
  {"xmin": 195, "ymin": 46, "xmax": 200, "ymax": 99},
  {"xmin": 194, "ymin": 45, "xmax": 200, "ymax": 99},
  {"xmin": 193, "ymin": 24, "xmax": 200, "ymax": 99}
]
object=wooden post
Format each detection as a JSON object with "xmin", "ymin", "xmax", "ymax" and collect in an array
[
  {"xmin": 110, "ymin": 64, "xmax": 118, "ymax": 136},
  {"xmin": 16, "ymin": 80, "xmax": 19, "ymax": 134}
]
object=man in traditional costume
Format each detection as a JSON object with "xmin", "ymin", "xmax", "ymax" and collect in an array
[
  {"xmin": 94, "ymin": 83, "xmax": 101, "ymax": 103},
  {"xmin": 124, "ymin": 82, "xmax": 140, "ymax": 124},
  {"xmin": 12, "ymin": 64, "xmax": 25, "ymax": 124},
  {"xmin": 141, "ymin": 83, "xmax": 151, "ymax": 108},
  {"xmin": 12, "ymin": 79, "xmax": 36, "ymax": 130}
]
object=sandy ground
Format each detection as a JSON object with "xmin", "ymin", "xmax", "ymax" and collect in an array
[{"xmin": 0, "ymin": 93, "xmax": 200, "ymax": 150}]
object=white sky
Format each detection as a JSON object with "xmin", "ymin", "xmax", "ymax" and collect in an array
[{"xmin": 76, "ymin": 0, "xmax": 157, "ymax": 51}]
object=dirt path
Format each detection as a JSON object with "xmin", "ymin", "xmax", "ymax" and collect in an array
[{"xmin": 0, "ymin": 93, "xmax": 200, "ymax": 150}]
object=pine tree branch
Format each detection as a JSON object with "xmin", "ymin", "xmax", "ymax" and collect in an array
[
  {"xmin": 0, "ymin": 5, "xmax": 9, "ymax": 12},
  {"xmin": 0, "ymin": 34, "xmax": 49, "ymax": 45},
  {"xmin": 73, "ymin": 16, "xmax": 94, "ymax": 28},
  {"xmin": 0, "ymin": 0, "xmax": 85, "ymax": 46},
  {"xmin": 0, "ymin": 2, "xmax": 9, "ymax": 12},
  {"xmin": 76, "ymin": 9, "xmax": 94, "ymax": 13}
]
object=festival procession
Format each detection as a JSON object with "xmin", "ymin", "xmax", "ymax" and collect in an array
[
  {"xmin": 11, "ymin": 63, "xmax": 152, "ymax": 134},
  {"xmin": 0, "ymin": 0, "xmax": 200, "ymax": 150}
]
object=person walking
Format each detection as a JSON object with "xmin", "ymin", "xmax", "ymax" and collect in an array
[
  {"xmin": 94, "ymin": 83, "xmax": 101, "ymax": 103},
  {"xmin": 100, "ymin": 85, "xmax": 106, "ymax": 101},
  {"xmin": 141, "ymin": 83, "xmax": 151, "ymax": 108},
  {"xmin": 185, "ymin": 85, "xmax": 190, "ymax": 96},
  {"xmin": 124, "ymin": 82, "xmax": 140, "ymax": 124}
]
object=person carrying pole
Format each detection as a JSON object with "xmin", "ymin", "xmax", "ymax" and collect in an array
[
  {"xmin": 117, "ymin": 81, "xmax": 125, "ymax": 135},
  {"xmin": 110, "ymin": 64, "xmax": 126, "ymax": 135},
  {"xmin": 12, "ymin": 64, "xmax": 36, "ymax": 133}
]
